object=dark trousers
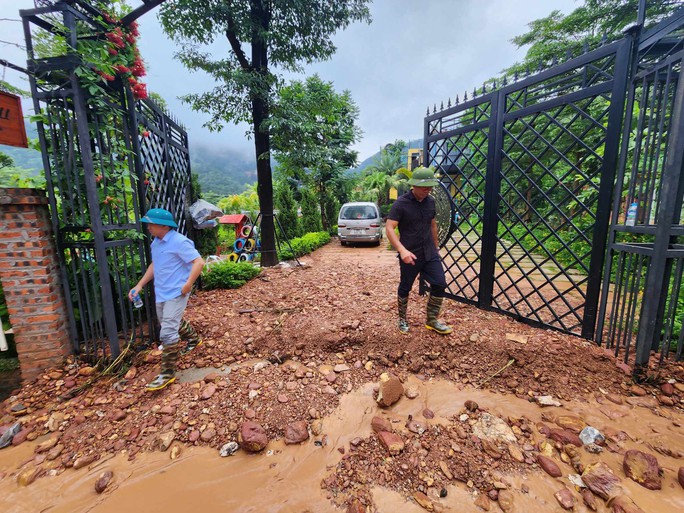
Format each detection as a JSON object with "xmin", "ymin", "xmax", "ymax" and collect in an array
[{"xmin": 398, "ymin": 254, "xmax": 447, "ymax": 298}]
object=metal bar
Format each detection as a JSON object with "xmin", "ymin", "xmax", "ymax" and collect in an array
[
  {"xmin": 583, "ymin": 38, "xmax": 633, "ymax": 339},
  {"xmin": 638, "ymin": 6, "xmax": 684, "ymax": 51},
  {"xmin": 121, "ymin": 0, "xmax": 168, "ymax": 26},
  {"xmin": 633, "ymin": 64, "xmax": 684, "ymax": 377},
  {"xmin": 478, "ymin": 91, "xmax": 504, "ymax": 308}
]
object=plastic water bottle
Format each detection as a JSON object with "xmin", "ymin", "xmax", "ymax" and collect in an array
[
  {"xmin": 130, "ymin": 289, "xmax": 143, "ymax": 309},
  {"xmin": 625, "ymin": 202, "xmax": 638, "ymax": 226}
]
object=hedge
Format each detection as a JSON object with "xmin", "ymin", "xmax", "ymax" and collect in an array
[
  {"xmin": 201, "ymin": 261, "xmax": 261, "ymax": 290},
  {"xmin": 279, "ymin": 231, "xmax": 331, "ymax": 261}
]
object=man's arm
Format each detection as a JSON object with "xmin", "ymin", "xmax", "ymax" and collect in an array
[
  {"xmin": 129, "ymin": 263, "xmax": 154, "ymax": 300},
  {"xmin": 386, "ymin": 219, "xmax": 416, "ymax": 265},
  {"xmin": 431, "ymin": 219, "xmax": 439, "ymax": 250},
  {"xmin": 181, "ymin": 257, "xmax": 205, "ymax": 295}
]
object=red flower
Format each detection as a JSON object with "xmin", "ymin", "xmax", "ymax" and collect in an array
[
  {"xmin": 132, "ymin": 82, "xmax": 148, "ymax": 100},
  {"xmin": 107, "ymin": 47, "xmax": 118, "ymax": 56},
  {"xmin": 142, "ymin": 130, "xmax": 150, "ymax": 138},
  {"xmin": 128, "ymin": 76, "xmax": 138, "ymax": 85},
  {"xmin": 114, "ymin": 64, "xmax": 129, "ymax": 74}
]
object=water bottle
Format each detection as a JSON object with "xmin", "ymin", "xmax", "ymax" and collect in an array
[
  {"xmin": 130, "ymin": 289, "xmax": 143, "ymax": 309},
  {"xmin": 625, "ymin": 202, "xmax": 638, "ymax": 226}
]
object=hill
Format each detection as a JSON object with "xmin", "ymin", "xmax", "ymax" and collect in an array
[{"xmin": 352, "ymin": 138, "xmax": 423, "ymax": 175}]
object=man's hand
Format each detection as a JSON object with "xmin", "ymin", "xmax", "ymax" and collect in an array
[
  {"xmin": 399, "ymin": 249, "xmax": 417, "ymax": 265},
  {"xmin": 181, "ymin": 283, "xmax": 193, "ymax": 295},
  {"xmin": 128, "ymin": 287, "xmax": 141, "ymax": 301}
]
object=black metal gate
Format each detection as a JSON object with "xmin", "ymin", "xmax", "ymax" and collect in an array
[
  {"xmin": 425, "ymin": 3, "xmax": 684, "ymax": 366},
  {"xmin": 22, "ymin": 1, "xmax": 192, "ymax": 360},
  {"xmin": 597, "ymin": 9, "xmax": 684, "ymax": 374}
]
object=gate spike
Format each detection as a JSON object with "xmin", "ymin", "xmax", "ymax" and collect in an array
[
  {"xmin": 565, "ymin": 48, "xmax": 572, "ymax": 61},
  {"xmin": 514, "ymin": 70, "xmax": 519, "ymax": 81},
  {"xmin": 426, "ymin": 106, "xmax": 430, "ymax": 115},
  {"xmin": 464, "ymin": 91, "xmax": 468, "ymax": 101},
  {"xmin": 433, "ymin": 104, "xmax": 436, "ymax": 114},
  {"xmin": 455, "ymin": 94, "xmax": 459, "ymax": 105},
  {"xmin": 583, "ymin": 40, "xmax": 589, "ymax": 53},
  {"xmin": 525, "ymin": 65, "xmax": 530, "ymax": 77},
  {"xmin": 537, "ymin": 60, "xmax": 544, "ymax": 72},
  {"xmin": 440, "ymin": 101, "xmax": 444, "ymax": 110},
  {"xmin": 502, "ymin": 75, "xmax": 508, "ymax": 86},
  {"xmin": 601, "ymin": 32, "xmax": 608, "ymax": 46},
  {"xmin": 473, "ymin": 87, "xmax": 477, "ymax": 98},
  {"xmin": 482, "ymin": 82, "xmax": 487, "ymax": 94},
  {"xmin": 552, "ymin": 54, "xmax": 558, "ymax": 66},
  {"xmin": 492, "ymin": 79, "xmax": 497, "ymax": 89},
  {"xmin": 447, "ymin": 98, "xmax": 451, "ymax": 108}
]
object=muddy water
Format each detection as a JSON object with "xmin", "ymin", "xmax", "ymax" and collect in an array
[{"xmin": 1, "ymin": 378, "xmax": 683, "ymax": 513}]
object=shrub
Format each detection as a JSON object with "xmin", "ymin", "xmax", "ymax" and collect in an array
[
  {"xmin": 201, "ymin": 261, "xmax": 261, "ymax": 290},
  {"xmin": 279, "ymin": 231, "xmax": 330, "ymax": 260}
]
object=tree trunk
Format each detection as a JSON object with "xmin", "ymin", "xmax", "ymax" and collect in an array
[{"xmin": 250, "ymin": 0, "xmax": 277, "ymax": 266}]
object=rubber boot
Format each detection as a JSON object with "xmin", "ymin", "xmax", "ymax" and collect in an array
[
  {"xmin": 398, "ymin": 295, "xmax": 409, "ymax": 334},
  {"xmin": 425, "ymin": 295, "xmax": 453, "ymax": 335},
  {"xmin": 146, "ymin": 341, "xmax": 179, "ymax": 391},
  {"xmin": 179, "ymin": 319, "xmax": 202, "ymax": 354}
]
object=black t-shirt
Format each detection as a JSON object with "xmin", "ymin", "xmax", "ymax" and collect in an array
[{"xmin": 388, "ymin": 190, "xmax": 439, "ymax": 260}]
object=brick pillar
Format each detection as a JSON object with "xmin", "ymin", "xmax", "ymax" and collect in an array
[{"xmin": 0, "ymin": 188, "xmax": 72, "ymax": 381}]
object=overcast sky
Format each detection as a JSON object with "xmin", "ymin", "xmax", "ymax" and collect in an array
[{"xmin": 1, "ymin": 0, "xmax": 580, "ymax": 162}]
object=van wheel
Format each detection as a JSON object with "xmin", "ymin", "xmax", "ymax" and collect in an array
[
  {"xmin": 340, "ymin": 241, "xmax": 347, "ymax": 246},
  {"xmin": 373, "ymin": 240, "xmax": 381, "ymax": 247}
]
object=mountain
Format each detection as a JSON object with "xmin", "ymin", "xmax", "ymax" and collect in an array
[{"xmin": 352, "ymin": 138, "xmax": 423, "ymax": 175}]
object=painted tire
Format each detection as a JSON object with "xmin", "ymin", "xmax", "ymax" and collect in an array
[
  {"xmin": 228, "ymin": 252, "xmax": 239, "ymax": 262},
  {"xmin": 244, "ymin": 238, "xmax": 256, "ymax": 251},
  {"xmin": 240, "ymin": 225, "xmax": 253, "ymax": 238},
  {"xmin": 234, "ymin": 238, "xmax": 246, "ymax": 252},
  {"xmin": 238, "ymin": 253, "xmax": 253, "ymax": 262}
]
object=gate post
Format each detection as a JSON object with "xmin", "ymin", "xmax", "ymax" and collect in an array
[
  {"xmin": 633, "ymin": 70, "xmax": 684, "ymax": 379},
  {"xmin": 0, "ymin": 188, "xmax": 72, "ymax": 381}
]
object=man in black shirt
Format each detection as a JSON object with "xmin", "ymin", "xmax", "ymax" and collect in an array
[{"xmin": 386, "ymin": 167, "xmax": 452, "ymax": 335}]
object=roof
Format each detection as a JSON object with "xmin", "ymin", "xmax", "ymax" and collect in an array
[{"xmin": 217, "ymin": 214, "xmax": 248, "ymax": 224}]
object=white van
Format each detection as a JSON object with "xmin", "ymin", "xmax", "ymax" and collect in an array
[{"xmin": 337, "ymin": 202, "xmax": 382, "ymax": 246}]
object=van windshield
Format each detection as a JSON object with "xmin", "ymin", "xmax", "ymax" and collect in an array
[{"xmin": 340, "ymin": 205, "xmax": 377, "ymax": 220}]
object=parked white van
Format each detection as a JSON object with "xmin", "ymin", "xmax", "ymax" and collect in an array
[{"xmin": 337, "ymin": 202, "xmax": 382, "ymax": 246}]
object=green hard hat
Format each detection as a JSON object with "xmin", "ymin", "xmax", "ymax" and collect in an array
[
  {"xmin": 141, "ymin": 208, "xmax": 178, "ymax": 228},
  {"xmin": 408, "ymin": 166, "xmax": 439, "ymax": 187}
]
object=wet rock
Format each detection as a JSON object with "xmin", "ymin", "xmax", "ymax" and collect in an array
[
  {"xmin": 155, "ymin": 432, "xmax": 175, "ymax": 452},
  {"xmin": 11, "ymin": 428, "xmax": 31, "ymax": 446},
  {"xmin": 170, "ymin": 445, "xmax": 181, "ymax": 459},
  {"xmin": 555, "ymin": 415, "xmax": 585, "ymax": 433},
  {"xmin": 679, "ymin": 467, "xmax": 684, "ymax": 489},
  {"xmin": 405, "ymin": 387, "xmax": 419, "ymax": 399},
  {"xmin": 47, "ymin": 412, "xmax": 64, "ymax": 432},
  {"xmin": 238, "ymin": 421, "xmax": 268, "ymax": 452},
  {"xmin": 371, "ymin": 416, "xmax": 392, "ymax": 433},
  {"xmin": 606, "ymin": 393, "xmax": 623, "ymax": 405},
  {"xmin": 188, "ymin": 430, "xmax": 200, "ymax": 443},
  {"xmin": 481, "ymin": 439, "xmax": 502, "ymax": 459},
  {"xmin": 78, "ymin": 366, "xmax": 97, "ymax": 377},
  {"xmin": 474, "ymin": 493, "xmax": 490, "ymax": 511},
  {"xmin": 17, "ymin": 467, "xmax": 41, "ymax": 487},
  {"xmin": 660, "ymin": 383, "xmax": 674, "ymax": 396},
  {"xmin": 311, "ymin": 420, "xmax": 323, "ymax": 436},
  {"xmin": 536, "ymin": 395, "xmax": 561, "ymax": 407},
  {"xmin": 608, "ymin": 495, "xmax": 646, "ymax": 513},
  {"xmin": 508, "ymin": 444, "xmax": 525, "ymax": 462},
  {"xmin": 497, "ymin": 490, "xmax": 514, "ymax": 513},
  {"xmin": 219, "ymin": 441, "xmax": 239, "ymax": 457},
  {"xmin": 35, "ymin": 435, "xmax": 60, "ymax": 454},
  {"xmin": 629, "ymin": 385, "xmax": 646, "ymax": 396},
  {"xmin": 200, "ymin": 383, "xmax": 217, "ymax": 400},
  {"xmin": 285, "ymin": 421, "xmax": 309, "ymax": 444},
  {"xmin": 377, "ymin": 373, "xmax": 403, "ymax": 407},
  {"xmin": 658, "ymin": 395, "xmax": 674, "ymax": 406},
  {"xmin": 464, "ymin": 400, "xmax": 479, "ymax": 412},
  {"xmin": 378, "ymin": 431, "xmax": 404, "ymax": 455},
  {"xmin": 581, "ymin": 462, "xmax": 622, "ymax": 500},
  {"xmin": 623, "ymin": 449, "xmax": 661, "ymax": 490},
  {"xmin": 422, "ymin": 408, "xmax": 434, "ymax": 419},
  {"xmin": 73, "ymin": 453, "xmax": 97, "ymax": 470},
  {"xmin": 581, "ymin": 488, "xmax": 598, "ymax": 511},
  {"xmin": 549, "ymin": 428, "xmax": 582, "ymax": 447},
  {"xmin": 406, "ymin": 419, "xmax": 426, "ymax": 435},
  {"xmin": 537, "ymin": 454, "xmax": 562, "ymax": 477},
  {"xmin": 412, "ymin": 491, "xmax": 434, "ymax": 511},
  {"xmin": 94, "ymin": 470, "xmax": 113, "ymax": 494},
  {"xmin": 472, "ymin": 413, "xmax": 516, "ymax": 444},
  {"xmin": 200, "ymin": 428, "xmax": 216, "ymax": 442},
  {"xmin": 46, "ymin": 444, "xmax": 64, "ymax": 461},
  {"xmin": 554, "ymin": 487, "xmax": 575, "ymax": 510}
]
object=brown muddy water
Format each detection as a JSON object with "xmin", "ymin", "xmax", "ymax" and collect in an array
[{"xmin": 1, "ymin": 378, "xmax": 683, "ymax": 513}]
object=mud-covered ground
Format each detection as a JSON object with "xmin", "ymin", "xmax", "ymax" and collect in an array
[{"xmin": 1, "ymin": 242, "xmax": 683, "ymax": 512}]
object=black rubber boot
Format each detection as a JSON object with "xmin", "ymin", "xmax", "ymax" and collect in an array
[
  {"xmin": 146, "ymin": 341, "xmax": 179, "ymax": 391},
  {"xmin": 425, "ymin": 295, "xmax": 453, "ymax": 335}
]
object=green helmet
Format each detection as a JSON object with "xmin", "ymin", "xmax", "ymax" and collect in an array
[
  {"xmin": 141, "ymin": 208, "xmax": 178, "ymax": 228},
  {"xmin": 408, "ymin": 166, "xmax": 439, "ymax": 187}
]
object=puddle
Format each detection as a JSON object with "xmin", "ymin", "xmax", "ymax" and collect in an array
[{"xmin": 1, "ymin": 378, "xmax": 683, "ymax": 513}]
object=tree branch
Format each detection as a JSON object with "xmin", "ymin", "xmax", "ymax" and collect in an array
[{"xmin": 225, "ymin": 15, "xmax": 250, "ymax": 70}]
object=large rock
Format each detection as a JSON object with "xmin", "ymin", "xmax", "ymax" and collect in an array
[
  {"xmin": 376, "ymin": 373, "xmax": 403, "ymax": 407},
  {"xmin": 284, "ymin": 421, "xmax": 309, "ymax": 444},
  {"xmin": 608, "ymin": 495, "xmax": 646, "ymax": 513},
  {"xmin": 581, "ymin": 462, "xmax": 622, "ymax": 500},
  {"xmin": 554, "ymin": 487, "xmax": 575, "ymax": 510},
  {"xmin": 94, "ymin": 470, "xmax": 113, "ymax": 494},
  {"xmin": 371, "ymin": 416, "xmax": 392, "ymax": 433},
  {"xmin": 555, "ymin": 415, "xmax": 586, "ymax": 433},
  {"xmin": 549, "ymin": 428, "xmax": 582, "ymax": 447},
  {"xmin": 537, "ymin": 454, "xmax": 562, "ymax": 477},
  {"xmin": 622, "ymin": 450, "xmax": 661, "ymax": 490},
  {"xmin": 497, "ymin": 490, "xmax": 514, "ymax": 513},
  {"xmin": 471, "ymin": 413, "xmax": 516, "ymax": 444},
  {"xmin": 581, "ymin": 489, "xmax": 597, "ymax": 511},
  {"xmin": 377, "ymin": 431, "xmax": 404, "ymax": 455},
  {"xmin": 679, "ymin": 467, "xmax": 684, "ymax": 489},
  {"xmin": 238, "ymin": 421, "xmax": 268, "ymax": 452}
]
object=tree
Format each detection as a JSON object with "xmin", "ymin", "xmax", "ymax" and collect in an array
[
  {"xmin": 269, "ymin": 74, "xmax": 362, "ymax": 231},
  {"xmin": 274, "ymin": 182, "xmax": 300, "ymax": 239},
  {"xmin": 159, "ymin": 1, "xmax": 371, "ymax": 266},
  {"xmin": 300, "ymin": 186, "xmax": 322, "ymax": 233}
]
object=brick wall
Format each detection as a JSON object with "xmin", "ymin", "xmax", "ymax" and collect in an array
[{"xmin": 0, "ymin": 188, "xmax": 72, "ymax": 381}]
